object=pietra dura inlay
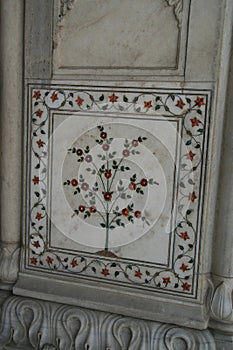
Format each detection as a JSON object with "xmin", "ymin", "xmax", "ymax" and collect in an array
[{"xmin": 26, "ymin": 84, "xmax": 211, "ymax": 297}]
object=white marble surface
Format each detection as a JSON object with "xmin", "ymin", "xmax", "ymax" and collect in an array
[
  {"xmin": 0, "ymin": 0, "xmax": 23, "ymax": 288},
  {"xmin": 1, "ymin": 0, "xmax": 233, "ymax": 348},
  {"xmin": 51, "ymin": 114, "xmax": 176, "ymax": 264},
  {"xmin": 55, "ymin": 0, "xmax": 179, "ymax": 68},
  {"xmin": 53, "ymin": 0, "xmax": 190, "ymax": 77},
  {"xmin": 0, "ymin": 0, "xmax": 23, "ymax": 244}
]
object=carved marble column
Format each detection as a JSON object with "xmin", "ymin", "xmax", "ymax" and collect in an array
[
  {"xmin": 210, "ymin": 51, "xmax": 233, "ymax": 334},
  {"xmin": 0, "ymin": 0, "xmax": 24, "ymax": 290},
  {"xmin": 209, "ymin": 1, "xmax": 233, "ymax": 347}
]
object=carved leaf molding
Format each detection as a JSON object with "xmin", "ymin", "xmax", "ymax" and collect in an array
[
  {"xmin": 210, "ymin": 281, "xmax": 233, "ymax": 322},
  {"xmin": 42, "ymin": 345, "xmax": 57, "ymax": 350},
  {"xmin": 156, "ymin": 324, "xmax": 216, "ymax": 349},
  {"xmin": 0, "ymin": 296, "xmax": 216, "ymax": 349}
]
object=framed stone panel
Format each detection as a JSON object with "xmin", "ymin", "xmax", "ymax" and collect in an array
[
  {"xmin": 15, "ymin": 82, "xmax": 212, "ymax": 327},
  {"xmin": 53, "ymin": 0, "xmax": 190, "ymax": 78}
]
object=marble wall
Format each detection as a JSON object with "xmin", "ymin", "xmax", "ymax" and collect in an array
[{"xmin": 0, "ymin": 0, "xmax": 233, "ymax": 349}]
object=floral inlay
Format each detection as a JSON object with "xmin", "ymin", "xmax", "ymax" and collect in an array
[
  {"xmin": 28, "ymin": 86, "xmax": 210, "ymax": 297},
  {"xmin": 63, "ymin": 125, "xmax": 158, "ymax": 256}
]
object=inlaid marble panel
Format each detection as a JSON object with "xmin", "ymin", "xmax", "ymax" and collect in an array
[
  {"xmin": 51, "ymin": 115, "xmax": 179, "ymax": 267},
  {"xmin": 26, "ymin": 84, "xmax": 210, "ymax": 298}
]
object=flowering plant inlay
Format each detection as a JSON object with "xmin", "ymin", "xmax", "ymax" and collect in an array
[
  {"xmin": 27, "ymin": 85, "xmax": 210, "ymax": 297},
  {"xmin": 63, "ymin": 125, "xmax": 159, "ymax": 256}
]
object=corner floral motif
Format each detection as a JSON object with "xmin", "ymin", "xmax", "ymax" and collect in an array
[{"xmin": 28, "ymin": 86, "xmax": 209, "ymax": 296}]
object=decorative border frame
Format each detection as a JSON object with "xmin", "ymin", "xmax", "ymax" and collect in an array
[{"xmin": 25, "ymin": 84, "xmax": 211, "ymax": 298}]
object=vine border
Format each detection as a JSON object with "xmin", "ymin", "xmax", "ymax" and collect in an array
[{"xmin": 26, "ymin": 84, "xmax": 210, "ymax": 297}]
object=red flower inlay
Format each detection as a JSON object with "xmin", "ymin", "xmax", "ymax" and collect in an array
[
  {"xmin": 90, "ymin": 206, "xmax": 97, "ymax": 213},
  {"xmin": 180, "ymin": 263, "xmax": 188, "ymax": 272},
  {"xmin": 76, "ymin": 149, "xmax": 83, "ymax": 156},
  {"xmin": 190, "ymin": 117, "xmax": 200, "ymax": 127},
  {"xmin": 71, "ymin": 179, "xmax": 78, "ymax": 187},
  {"xmin": 50, "ymin": 93, "xmax": 58, "ymax": 103},
  {"xmin": 46, "ymin": 256, "xmax": 53, "ymax": 265},
  {"xmin": 180, "ymin": 231, "xmax": 190, "ymax": 240},
  {"xmin": 176, "ymin": 99, "xmax": 185, "ymax": 109},
  {"xmin": 135, "ymin": 270, "xmax": 142, "ymax": 278},
  {"xmin": 122, "ymin": 208, "xmax": 129, "ymax": 216},
  {"xmin": 109, "ymin": 93, "xmax": 118, "ymax": 103},
  {"xmin": 144, "ymin": 101, "xmax": 152, "ymax": 109},
  {"xmin": 104, "ymin": 170, "xmax": 112, "ymax": 179},
  {"xmin": 36, "ymin": 139, "xmax": 45, "ymax": 148},
  {"xmin": 140, "ymin": 178, "xmax": 148, "ymax": 187},
  {"xmin": 33, "ymin": 241, "xmax": 40, "ymax": 248},
  {"xmin": 101, "ymin": 268, "xmax": 110, "ymax": 277},
  {"xmin": 129, "ymin": 182, "xmax": 136, "ymax": 190},
  {"xmin": 36, "ymin": 109, "xmax": 43, "ymax": 117},
  {"xmin": 163, "ymin": 277, "xmax": 171, "ymax": 285},
  {"xmin": 76, "ymin": 96, "xmax": 84, "ymax": 106},
  {"xmin": 30, "ymin": 257, "xmax": 37, "ymax": 265},
  {"xmin": 33, "ymin": 90, "xmax": 41, "ymax": 100},
  {"xmin": 79, "ymin": 205, "xmax": 85, "ymax": 213},
  {"xmin": 182, "ymin": 282, "xmax": 191, "ymax": 291},
  {"xmin": 187, "ymin": 151, "xmax": 196, "ymax": 161},
  {"xmin": 100, "ymin": 132, "xmax": 107, "ymax": 139},
  {"xmin": 36, "ymin": 212, "xmax": 42, "ymax": 221},
  {"xmin": 103, "ymin": 192, "xmax": 112, "ymax": 201},
  {"xmin": 134, "ymin": 211, "xmax": 141, "ymax": 218},
  {"xmin": 189, "ymin": 192, "xmax": 197, "ymax": 202},
  {"xmin": 32, "ymin": 175, "xmax": 39, "ymax": 185},
  {"xmin": 132, "ymin": 139, "xmax": 139, "ymax": 147},
  {"xmin": 71, "ymin": 259, "xmax": 78, "ymax": 268},
  {"xmin": 195, "ymin": 96, "xmax": 205, "ymax": 107}
]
